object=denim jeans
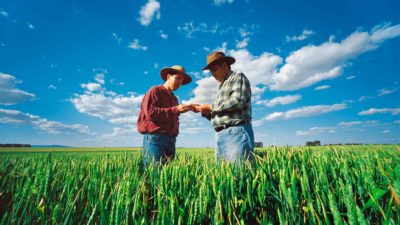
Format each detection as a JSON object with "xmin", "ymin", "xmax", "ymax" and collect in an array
[
  {"xmin": 215, "ymin": 123, "xmax": 254, "ymax": 164},
  {"xmin": 142, "ymin": 133, "xmax": 176, "ymax": 166}
]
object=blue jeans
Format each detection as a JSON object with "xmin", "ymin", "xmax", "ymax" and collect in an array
[
  {"xmin": 142, "ymin": 133, "xmax": 176, "ymax": 166},
  {"xmin": 215, "ymin": 123, "xmax": 254, "ymax": 164}
]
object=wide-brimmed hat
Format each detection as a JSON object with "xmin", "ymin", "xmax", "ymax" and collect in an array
[
  {"xmin": 160, "ymin": 65, "xmax": 192, "ymax": 85},
  {"xmin": 202, "ymin": 51, "xmax": 235, "ymax": 71}
]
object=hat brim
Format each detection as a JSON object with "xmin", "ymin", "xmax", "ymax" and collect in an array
[
  {"xmin": 202, "ymin": 56, "xmax": 235, "ymax": 71},
  {"xmin": 160, "ymin": 68, "xmax": 192, "ymax": 85}
]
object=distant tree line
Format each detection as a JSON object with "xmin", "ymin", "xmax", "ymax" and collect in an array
[
  {"xmin": 0, "ymin": 144, "xmax": 32, "ymax": 148},
  {"xmin": 305, "ymin": 141, "xmax": 321, "ymax": 146}
]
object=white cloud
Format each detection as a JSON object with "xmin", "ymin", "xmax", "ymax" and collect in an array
[
  {"xmin": 252, "ymin": 119, "xmax": 264, "ymax": 127},
  {"xmin": 70, "ymin": 93, "xmax": 143, "ymax": 123},
  {"xmin": 179, "ymin": 112, "xmax": 211, "ymax": 134},
  {"xmin": 138, "ymin": 0, "xmax": 160, "ymax": 26},
  {"xmin": 1, "ymin": 9, "xmax": 8, "ymax": 17},
  {"xmin": 286, "ymin": 29, "xmax": 315, "ymax": 42},
  {"xmin": 0, "ymin": 108, "xmax": 90, "ymax": 134},
  {"xmin": 358, "ymin": 96, "xmax": 374, "ymax": 102},
  {"xmin": 296, "ymin": 126, "xmax": 336, "ymax": 136},
  {"xmin": 70, "ymin": 75, "xmax": 143, "ymax": 125},
  {"xmin": 95, "ymin": 74, "xmax": 105, "ymax": 85},
  {"xmin": 112, "ymin": 33, "xmax": 122, "ymax": 43},
  {"xmin": 338, "ymin": 120, "xmax": 379, "ymax": 127},
  {"xmin": 128, "ymin": 39, "xmax": 148, "ymax": 51},
  {"xmin": 214, "ymin": 0, "xmax": 234, "ymax": 5},
  {"xmin": 358, "ymin": 108, "xmax": 400, "ymax": 116},
  {"xmin": 27, "ymin": 22, "xmax": 35, "ymax": 29},
  {"xmin": 102, "ymin": 126, "xmax": 136, "ymax": 138},
  {"xmin": 382, "ymin": 129, "xmax": 390, "ymax": 134},
  {"xmin": 229, "ymin": 48, "xmax": 282, "ymax": 94},
  {"xmin": 183, "ymin": 76, "xmax": 218, "ymax": 104},
  {"xmin": 0, "ymin": 73, "xmax": 35, "ymax": 105},
  {"xmin": 184, "ymin": 47, "xmax": 280, "ymax": 106},
  {"xmin": 256, "ymin": 94, "xmax": 301, "ymax": 107},
  {"xmin": 81, "ymin": 83, "xmax": 102, "ymax": 92},
  {"xmin": 271, "ymin": 23, "xmax": 400, "ymax": 91},
  {"xmin": 265, "ymin": 103, "xmax": 347, "ymax": 121},
  {"xmin": 48, "ymin": 84, "xmax": 56, "ymax": 90},
  {"xmin": 236, "ymin": 38, "xmax": 250, "ymax": 49},
  {"xmin": 377, "ymin": 86, "xmax": 399, "ymax": 96},
  {"xmin": 159, "ymin": 30, "xmax": 168, "ymax": 39},
  {"xmin": 177, "ymin": 22, "xmax": 234, "ymax": 38},
  {"xmin": 315, "ymin": 85, "xmax": 330, "ymax": 90},
  {"xmin": 346, "ymin": 75, "xmax": 356, "ymax": 80}
]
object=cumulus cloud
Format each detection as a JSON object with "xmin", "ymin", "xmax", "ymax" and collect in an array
[
  {"xmin": 128, "ymin": 39, "xmax": 148, "ymax": 51},
  {"xmin": 286, "ymin": 29, "xmax": 315, "ymax": 42},
  {"xmin": 229, "ymin": 48, "xmax": 282, "ymax": 94},
  {"xmin": 0, "ymin": 73, "xmax": 35, "ymax": 105},
  {"xmin": 270, "ymin": 23, "xmax": 400, "ymax": 91},
  {"xmin": 236, "ymin": 38, "xmax": 250, "ymax": 49},
  {"xmin": 183, "ymin": 76, "xmax": 218, "ymax": 104},
  {"xmin": 70, "ymin": 74, "xmax": 143, "ymax": 126},
  {"xmin": 256, "ymin": 94, "xmax": 301, "ymax": 107},
  {"xmin": 296, "ymin": 126, "xmax": 336, "ymax": 136},
  {"xmin": 138, "ymin": 0, "xmax": 160, "ymax": 26},
  {"xmin": 265, "ymin": 103, "xmax": 347, "ymax": 121},
  {"xmin": 358, "ymin": 108, "xmax": 400, "ymax": 116},
  {"xmin": 346, "ymin": 75, "xmax": 356, "ymax": 80},
  {"xmin": 184, "ymin": 47, "xmax": 280, "ymax": 105},
  {"xmin": 0, "ymin": 108, "xmax": 90, "ymax": 134}
]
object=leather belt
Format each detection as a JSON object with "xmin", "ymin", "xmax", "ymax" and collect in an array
[{"xmin": 214, "ymin": 121, "xmax": 247, "ymax": 132}]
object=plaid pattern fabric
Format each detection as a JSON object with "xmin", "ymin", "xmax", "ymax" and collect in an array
[{"xmin": 211, "ymin": 71, "xmax": 252, "ymax": 128}]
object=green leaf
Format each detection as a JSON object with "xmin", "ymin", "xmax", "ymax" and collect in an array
[{"xmin": 364, "ymin": 188, "xmax": 387, "ymax": 210}]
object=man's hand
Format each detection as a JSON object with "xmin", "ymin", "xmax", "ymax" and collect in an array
[
  {"xmin": 176, "ymin": 104, "xmax": 193, "ymax": 113},
  {"xmin": 195, "ymin": 104, "xmax": 212, "ymax": 115},
  {"xmin": 190, "ymin": 104, "xmax": 201, "ymax": 113}
]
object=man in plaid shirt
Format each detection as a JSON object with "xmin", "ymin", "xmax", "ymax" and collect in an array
[{"xmin": 196, "ymin": 52, "xmax": 254, "ymax": 163}]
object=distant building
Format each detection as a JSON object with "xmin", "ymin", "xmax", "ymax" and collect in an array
[{"xmin": 305, "ymin": 141, "xmax": 321, "ymax": 146}]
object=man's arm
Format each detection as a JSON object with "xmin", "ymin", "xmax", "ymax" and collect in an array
[{"xmin": 144, "ymin": 88, "xmax": 192, "ymax": 122}]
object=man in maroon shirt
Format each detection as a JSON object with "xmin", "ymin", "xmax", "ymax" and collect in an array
[{"xmin": 137, "ymin": 65, "xmax": 194, "ymax": 165}]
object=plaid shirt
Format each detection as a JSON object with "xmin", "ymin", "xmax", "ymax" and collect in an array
[{"xmin": 209, "ymin": 71, "xmax": 252, "ymax": 128}]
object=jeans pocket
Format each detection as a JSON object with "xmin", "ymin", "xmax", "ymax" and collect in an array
[
  {"xmin": 147, "ymin": 134, "xmax": 160, "ymax": 141},
  {"xmin": 228, "ymin": 126, "xmax": 244, "ymax": 135}
]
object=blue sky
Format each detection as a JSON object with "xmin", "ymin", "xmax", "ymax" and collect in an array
[{"xmin": 1, "ymin": 0, "xmax": 399, "ymax": 147}]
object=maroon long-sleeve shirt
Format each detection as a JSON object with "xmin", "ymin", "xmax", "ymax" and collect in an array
[{"xmin": 137, "ymin": 85, "xmax": 180, "ymax": 137}]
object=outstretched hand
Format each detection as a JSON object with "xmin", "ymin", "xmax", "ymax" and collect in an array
[
  {"xmin": 176, "ymin": 104, "xmax": 194, "ymax": 113},
  {"xmin": 194, "ymin": 104, "xmax": 212, "ymax": 115}
]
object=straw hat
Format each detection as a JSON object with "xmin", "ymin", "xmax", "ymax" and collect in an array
[
  {"xmin": 202, "ymin": 51, "xmax": 235, "ymax": 71},
  {"xmin": 160, "ymin": 65, "xmax": 192, "ymax": 85}
]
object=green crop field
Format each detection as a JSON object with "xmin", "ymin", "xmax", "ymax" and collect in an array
[{"xmin": 0, "ymin": 145, "xmax": 399, "ymax": 224}]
